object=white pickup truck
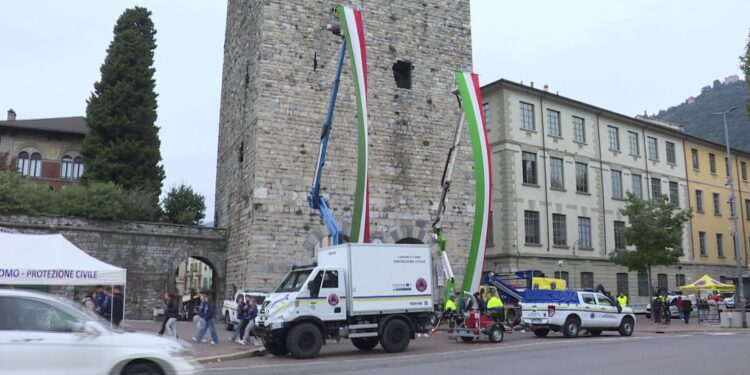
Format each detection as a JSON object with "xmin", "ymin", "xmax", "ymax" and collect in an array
[
  {"xmin": 521, "ymin": 290, "xmax": 635, "ymax": 338},
  {"xmin": 221, "ymin": 290, "xmax": 267, "ymax": 330}
]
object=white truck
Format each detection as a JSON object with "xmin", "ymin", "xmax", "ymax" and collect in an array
[
  {"xmin": 221, "ymin": 290, "xmax": 267, "ymax": 330},
  {"xmin": 257, "ymin": 243, "xmax": 434, "ymax": 359},
  {"xmin": 521, "ymin": 290, "xmax": 635, "ymax": 338}
]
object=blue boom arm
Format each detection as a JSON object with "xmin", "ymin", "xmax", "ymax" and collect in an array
[{"xmin": 308, "ymin": 40, "xmax": 347, "ymax": 245}]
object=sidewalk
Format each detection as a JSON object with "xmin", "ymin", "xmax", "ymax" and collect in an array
[
  {"xmin": 123, "ymin": 319, "xmax": 264, "ymax": 363},
  {"xmin": 635, "ymin": 314, "xmax": 739, "ymax": 333}
]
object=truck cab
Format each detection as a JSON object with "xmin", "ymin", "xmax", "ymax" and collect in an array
[{"xmin": 257, "ymin": 243, "xmax": 434, "ymax": 359}]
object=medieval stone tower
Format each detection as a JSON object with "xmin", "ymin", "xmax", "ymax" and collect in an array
[{"xmin": 215, "ymin": 0, "xmax": 475, "ymax": 292}]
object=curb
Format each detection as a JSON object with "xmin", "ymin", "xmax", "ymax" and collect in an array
[
  {"xmin": 196, "ymin": 347, "xmax": 265, "ymax": 364},
  {"xmin": 637, "ymin": 328, "xmax": 747, "ymax": 334}
]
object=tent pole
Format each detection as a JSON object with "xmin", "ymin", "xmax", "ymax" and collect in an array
[{"xmin": 122, "ymin": 283, "xmax": 127, "ymax": 329}]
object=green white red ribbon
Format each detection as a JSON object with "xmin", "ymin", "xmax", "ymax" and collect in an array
[
  {"xmin": 455, "ymin": 71, "xmax": 492, "ymax": 294},
  {"xmin": 337, "ymin": 5, "xmax": 370, "ymax": 243}
]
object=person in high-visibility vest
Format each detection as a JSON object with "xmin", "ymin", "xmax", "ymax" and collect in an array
[
  {"xmin": 617, "ymin": 291, "xmax": 629, "ymax": 307},
  {"xmin": 486, "ymin": 291, "xmax": 504, "ymax": 322},
  {"xmin": 444, "ymin": 297, "xmax": 457, "ymax": 313}
]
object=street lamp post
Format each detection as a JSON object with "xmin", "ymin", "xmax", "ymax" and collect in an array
[{"xmin": 712, "ymin": 106, "xmax": 747, "ymax": 328}]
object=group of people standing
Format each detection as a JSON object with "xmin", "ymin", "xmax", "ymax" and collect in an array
[
  {"xmin": 651, "ymin": 292, "xmax": 693, "ymax": 325},
  {"xmin": 229, "ymin": 294, "xmax": 260, "ymax": 346},
  {"xmin": 82, "ymin": 285, "xmax": 124, "ymax": 327}
]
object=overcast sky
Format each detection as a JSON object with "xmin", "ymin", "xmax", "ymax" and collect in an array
[{"xmin": 1, "ymin": 1, "xmax": 749, "ymax": 223}]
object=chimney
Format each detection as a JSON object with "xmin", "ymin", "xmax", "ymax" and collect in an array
[
  {"xmin": 6, "ymin": 109, "xmax": 16, "ymax": 121},
  {"xmin": 543, "ymin": 84, "xmax": 549, "ymax": 92},
  {"xmin": 530, "ymin": 81, "xmax": 534, "ymax": 88}
]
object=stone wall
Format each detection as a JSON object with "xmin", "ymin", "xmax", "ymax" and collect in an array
[
  {"xmin": 216, "ymin": 1, "xmax": 475, "ymax": 291},
  {"xmin": 0, "ymin": 214, "xmax": 227, "ymax": 320}
]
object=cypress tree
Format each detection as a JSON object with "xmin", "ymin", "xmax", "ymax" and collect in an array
[{"xmin": 81, "ymin": 7, "xmax": 164, "ymax": 209}]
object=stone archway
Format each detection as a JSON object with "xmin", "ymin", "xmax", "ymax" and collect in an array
[{"xmin": 383, "ymin": 223, "xmax": 433, "ymax": 245}]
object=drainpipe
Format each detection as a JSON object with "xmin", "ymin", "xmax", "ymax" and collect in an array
[
  {"xmin": 681, "ymin": 137, "xmax": 694, "ymax": 262},
  {"xmin": 641, "ymin": 127, "xmax": 651, "ymax": 198},
  {"xmin": 595, "ymin": 113, "xmax": 608, "ymax": 256},
  {"xmin": 540, "ymin": 96, "xmax": 551, "ymax": 252}
]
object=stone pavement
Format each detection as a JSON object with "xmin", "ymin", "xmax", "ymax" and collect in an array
[{"xmin": 123, "ymin": 320, "xmax": 264, "ymax": 362}]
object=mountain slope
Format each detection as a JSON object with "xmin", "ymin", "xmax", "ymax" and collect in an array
[{"xmin": 654, "ymin": 79, "xmax": 750, "ymax": 152}]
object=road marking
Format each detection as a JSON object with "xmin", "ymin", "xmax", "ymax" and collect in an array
[
  {"xmin": 205, "ymin": 336, "xmax": 648, "ymax": 372},
  {"xmin": 704, "ymin": 332, "xmax": 737, "ymax": 336}
]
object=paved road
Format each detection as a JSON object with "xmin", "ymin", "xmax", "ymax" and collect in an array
[{"xmin": 204, "ymin": 331, "xmax": 750, "ymax": 375}]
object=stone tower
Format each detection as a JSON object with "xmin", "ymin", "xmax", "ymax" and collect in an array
[{"xmin": 215, "ymin": 0, "xmax": 475, "ymax": 292}]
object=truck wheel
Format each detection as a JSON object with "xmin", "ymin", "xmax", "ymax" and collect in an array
[
  {"xmin": 589, "ymin": 329, "xmax": 602, "ymax": 336},
  {"xmin": 380, "ymin": 319, "xmax": 410, "ymax": 353},
  {"xmin": 264, "ymin": 341, "xmax": 289, "ymax": 357},
  {"xmin": 488, "ymin": 325, "xmax": 504, "ymax": 343},
  {"xmin": 618, "ymin": 317, "xmax": 634, "ymax": 337},
  {"xmin": 562, "ymin": 316, "xmax": 580, "ymax": 338},
  {"xmin": 351, "ymin": 337, "xmax": 379, "ymax": 351},
  {"xmin": 533, "ymin": 328, "xmax": 550, "ymax": 338},
  {"xmin": 224, "ymin": 312, "xmax": 233, "ymax": 331},
  {"xmin": 286, "ymin": 323, "xmax": 323, "ymax": 359}
]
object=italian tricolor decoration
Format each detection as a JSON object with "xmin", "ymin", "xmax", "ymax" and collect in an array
[
  {"xmin": 337, "ymin": 5, "xmax": 370, "ymax": 243},
  {"xmin": 455, "ymin": 71, "xmax": 492, "ymax": 294}
]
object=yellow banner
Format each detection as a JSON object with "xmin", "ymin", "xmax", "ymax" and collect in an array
[{"xmin": 531, "ymin": 277, "xmax": 567, "ymax": 290}]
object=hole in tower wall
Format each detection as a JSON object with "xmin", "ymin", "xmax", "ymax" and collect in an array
[{"xmin": 392, "ymin": 60, "xmax": 413, "ymax": 89}]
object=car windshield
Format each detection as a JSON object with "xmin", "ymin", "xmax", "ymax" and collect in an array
[{"xmin": 275, "ymin": 269, "xmax": 313, "ymax": 293}]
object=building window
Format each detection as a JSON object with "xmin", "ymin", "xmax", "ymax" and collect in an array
[
  {"xmin": 73, "ymin": 157, "xmax": 84, "ymax": 180},
  {"xmin": 547, "ymin": 109, "xmax": 561, "ymax": 137},
  {"xmin": 628, "ymin": 131, "xmax": 640, "ymax": 156},
  {"xmin": 552, "ymin": 214, "xmax": 567, "ymax": 246},
  {"xmin": 742, "ymin": 161, "xmax": 747, "ymax": 181},
  {"xmin": 580, "ymin": 272, "xmax": 594, "ymax": 290},
  {"xmin": 691, "ymin": 149, "xmax": 699, "ymax": 169},
  {"xmin": 522, "ymin": 152, "xmax": 538, "ymax": 185},
  {"xmin": 666, "ymin": 142, "xmax": 676, "ymax": 164},
  {"xmin": 746, "ymin": 199, "xmax": 750, "ymax": 220},
  {"xmin": 483, "ymin": 102, "xmax": 489, "ymax": 129},
  {"xmin": 669, "ymin": 181, "xmax": 679, "ymax": 206},
  {"xmin": 637, "ymin": 273, "xmax": 649, "ymax": 296},
  {"xmin": 61, "ymin": 156, "xmax": 73, "ymax": 180},
  {"xmin": 576, "ymin": 162, "xmax": 588, "ymax": 193},
  {"xmin": 651, "ymin": 178, "xmax": 661, "ymax": 198},
  {"xmin": 657, "ymin": 273, "xmax": 668, "ymax": 293},
  {"xmin": 554, "ymin": 271, "xmax": 569, "ymax": 284},
  {"xmin": 520, "ymin": 102, "xmax": 535, "ymax": 130},
  {"xmin": 614, "ymin": 221, "xmax": 626, "ymax": 250},
  {"xmin": 26, "ymin": 153, "xmax": 42, "ymax": 178},
  {"xmin": 573, "ymin": 116, "xmax": 585, "ymax": 143},
  {"xmin": 717, "ymin": 233, "xmax": 725, "ymax": 257},
  {"xmin": 631, "ymin": 174, "xmax": 642, "ymax": 198},
  {"xmin": 16, "ymin": 151, "xmax": 30, "ymax": 176},
  {"xmin": 578, "ymin": 216, "xmax": 592, "ymax": 248},
  {"xmin": 550, "ymin": 157, "xmax": 564, "ymax": 189},
  {"xmin": 696, "ymin": 190, "xmax": 704, "ymax": 212},
  {"xmin": 699, "ymin": 231, "xmax": 707, "ymax": 256},
  {"xmin": 713, "ymin": 193, "xmax": 721, "ymax": 215},
  {"xmin": 524, "ymin": 211, "xmax": 540, "ymax": 245},
  {"xmin": 607, "ymin": 126, "xmax": 619, "ymax": 151},
  {"xmin": 709, "ymin": 153, "xmax": 717, "ymax": 173},
  {"xmin": 617, "ymin": 273, "xmax": 629, "ymax": 295},
  {"xmin": 647, "ymin": 137, "xmax": 658, "ymax": 160},
  {"xmin": 676, "ymin": 274, "xmax": 686, "ymax": 287},
  {"xmin": 611, "ymin": 170, "xmax": 623, "ymax": 199}
]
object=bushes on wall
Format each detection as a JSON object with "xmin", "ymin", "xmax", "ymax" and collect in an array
[{"xmin": 0, "ymin": 171, "xmax": 159, "ymax": 221}]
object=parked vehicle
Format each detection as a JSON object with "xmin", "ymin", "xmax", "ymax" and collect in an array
[
  {"xmin": 521, "ymin": 290, "xmax": 635, "ymax": 338},
  {"xmin": 222, "ymin": 290, "xmax": 267, "ymax": 330},
  {"xmin": 447, "ymin": 292, "xmax": 504, "ymax": 343},
  {"xmin": 0, "ymin": 289, "xmax": 199, "ymax": 375},
  {"xmin": 257, "ymin": 243, "xmax": 434, "ymax": 359}
]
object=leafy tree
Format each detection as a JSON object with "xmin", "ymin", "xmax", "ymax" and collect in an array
[
  {"xmin": 741, "ymin": 30, "xmax": 750, "ymax": 121},
  {"xmin": 162, "ymin": 184, "xmax": 206, "ymax": 225},
  {"xmin": 81, "ymin": 6, "xmax": 165, "ymax": 209},
  {"xmin": 610, "ymin": 193, "xmax": 692, "ymax": 303}
]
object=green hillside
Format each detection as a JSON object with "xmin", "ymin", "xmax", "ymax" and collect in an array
[{"xmin": 654, "ymin": 79, "xmax": 750, "ymax": 152}]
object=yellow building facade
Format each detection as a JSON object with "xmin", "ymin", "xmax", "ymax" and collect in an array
[{"xmin": 685, "ymin": 137, "xmax": 750, "ymax": 271}]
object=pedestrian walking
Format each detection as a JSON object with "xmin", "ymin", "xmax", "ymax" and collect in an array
[
  {"xmin": 661, "ymin": 293, "xmax": 671, "ymax": 324},
  {"xmin": 193, "ymin": 293, "xmax": 219, "ymax": 344},
  {"xmin": 229, "ymin": 295, "xmax": 246, "ymax": 343},
  {"xmin": 675, "ymin": 296, "xmax": 684, "ymax": 321},
  {"xmin": 682, "ymin": 297, "xmax": 693, "ymax": 324},
  {"xmin": 243, "ymin": 297, "xmax": 260, "ymax": 346},
  {"xmin": 162, "ymin": 293, "xmax": 179, "ymax": 339}
]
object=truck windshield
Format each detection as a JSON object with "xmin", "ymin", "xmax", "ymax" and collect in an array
[{"xmin": 275, "ymin": 269, "xmax": 313, "ymax": 293}]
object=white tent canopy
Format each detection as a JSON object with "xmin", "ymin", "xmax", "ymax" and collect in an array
[{"xmin": 0, "ymin": 233, "xmax": 126, "ymax": 285}]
